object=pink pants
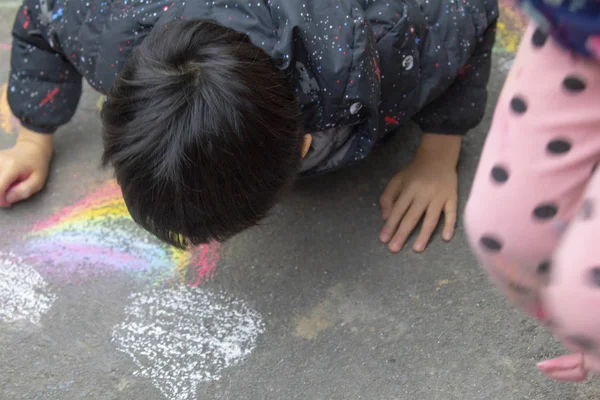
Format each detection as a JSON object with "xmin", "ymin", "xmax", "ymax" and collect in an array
[{"xmin": 465, "ymin": 23, "xmax": 600, "ymax": 377}]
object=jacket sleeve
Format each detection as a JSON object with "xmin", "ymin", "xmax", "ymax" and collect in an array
[
  {"xmin": 8, "ymin": 4, "xmax": 82, "ymax": 134},
  {"xmin": 412, "ymin": 21, "xmax": 497, "ymax": 135}
]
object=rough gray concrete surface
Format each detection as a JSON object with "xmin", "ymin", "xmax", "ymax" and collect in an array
[{"xmin": 0, "ymin": 2, "xmax": 598, "ymax": 399}]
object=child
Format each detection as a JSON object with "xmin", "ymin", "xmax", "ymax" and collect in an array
[
  {"xmin": 465, "ymin": 0, "xmax": 600, "ymax": 382},
  {"xmin": 0, "ymin": 0, "xmax": 497, "ymax": 252}
]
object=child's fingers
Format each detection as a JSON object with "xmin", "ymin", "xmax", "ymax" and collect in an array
[
  {"xmin": 413, "ymin": 200, "xmax": 444, "ymax": 252},
  {"xmin": 380, "ymin": 192, "xmax": 412, "ymax": 243},
  {"xmin": 537, "ymin": 353, "xmax": 588, "ymax": 381},
  {"xmin": 389, "ymin": 200, "xmax": 428, "ymax": 252},
  {"xmin": 5, "ymin": 172, "xmax": 41, "ymax": 204},
  {"xmin": 380, "ymin": 173, "xmax": 404, "ymax": 220},
  {"xmin": 0, "ymin": 168, "xmax": 22, "ymax": 208},
  {"xmin": 442, "ymin": 195, "xmax": 457, "ymax": 241},
  {"xmin": 540, "ymin": 366, "xmax": 588, "ymax": 382},
  {"xmin": 537, "ymin": 353, "xmax": 584, "ymax": 373}
]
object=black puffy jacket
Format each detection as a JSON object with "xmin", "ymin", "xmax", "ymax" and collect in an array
[{"xmin": 8, "ymin": 0, "xmax": 497, "ymax": 173}]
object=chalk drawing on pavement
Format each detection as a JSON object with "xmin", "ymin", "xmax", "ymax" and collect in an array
[
  {"xmin": 496, "ymin": 0, "xmax": 528, "ymax": 54},
  {"xmin": 0, "ymin": 252, "xmax": 56, "ymax": 324},
  {"xmin": 21, "ymin": 180, "xmax": 220, "ymax": 286},
  {"xmin": 112, "ymin": 287, "xmax": 265, "ymax": 400}
]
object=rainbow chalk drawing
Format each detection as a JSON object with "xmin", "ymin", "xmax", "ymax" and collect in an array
[
  {"xmin": 496, "ymin": 0, "xmax": 528, "ymax": 54},
  {"xmin": 22, "ymin": 180, "xmax": 220, "ymax": 286},
  {"xmin": 0, "ymin": 252, "xmax": 56, "ymax": 324},
  {"xmin": 112, "ymin": 287, "xmax": 265, "ymax": 400}
]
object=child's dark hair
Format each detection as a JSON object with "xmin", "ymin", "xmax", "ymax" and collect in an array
[{"xmin": 101, "ymin": 19, "xmax": 303, "ymax": 249}]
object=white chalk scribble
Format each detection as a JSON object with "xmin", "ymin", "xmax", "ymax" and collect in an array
[
  {"xmin": 112, "ymin": 287, "xmax": 265, "ymax": 400},
  {"xmin": 0, "ymin": 252, "xmax": 56, "ymax": 324}
]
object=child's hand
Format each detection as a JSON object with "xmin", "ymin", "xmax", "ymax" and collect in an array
[
  {"xmin": 0, "ymin": 128, "xmax": 53, "ymax": 208},
  {"xmin": 379, "ymin": 133, "xmax": 461, "ymax": 253}
]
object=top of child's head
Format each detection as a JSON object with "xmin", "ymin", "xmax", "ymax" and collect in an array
[{"xmin": 101, "ymin": 19, "xmax": 305, "ymax": 248}]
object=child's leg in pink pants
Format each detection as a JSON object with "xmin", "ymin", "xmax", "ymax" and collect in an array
[{"xmin": 465, "ymin": 23, "xmax": 600, "ymax": 379}]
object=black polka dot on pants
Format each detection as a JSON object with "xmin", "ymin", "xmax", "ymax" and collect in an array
[
  {"xmin": 547, "ymin": 139, "xmax": 572, "ymax": 155},
  {"xmin": 563, "ymin": 76, "xmax": 587, "ymax": 93},
  {"xmin": 532, "ymin": 28, "xmax": 547, "ymax": 48},
  {"xmin": 491, "ymin": 166, "xmax": 509, "ymax": 183},
  {"xmin": 510, "ymin": 96, "xmax": 527, "ymax": 114},
  {"xmin": 533, "ymin": 203, "xmax": 559, "ymax": 220},
  {"xmin": 480, "ymin": 236, "xmax": 503, "ymax": 252},
  {"xmin": 538, "ymin": 260, "xmax": 551, "ymax": 275}
]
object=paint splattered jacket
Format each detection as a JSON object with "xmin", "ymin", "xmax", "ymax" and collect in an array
[{"xmin": 8, "ymin": 0, "xmax": 497, "ymax": 174}]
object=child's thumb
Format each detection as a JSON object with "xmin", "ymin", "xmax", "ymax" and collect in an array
[{"xmin": 6, "ymin": 176, "xmax": 41, "ymax": 204}]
